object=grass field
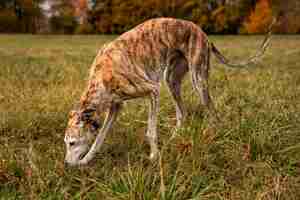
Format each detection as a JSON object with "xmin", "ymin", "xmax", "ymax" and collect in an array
[{"xmin": 0, "ymin": 34, "xmax": 300, "ymax": 200}]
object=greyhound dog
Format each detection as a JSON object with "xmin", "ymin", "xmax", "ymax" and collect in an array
[{"xmin": 64, "ymin": 18, "xmax": 272, "ymax": 166}]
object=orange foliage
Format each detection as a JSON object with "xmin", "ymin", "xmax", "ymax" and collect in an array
[
  {"xmin": 244, "ymin": 0, "xmax": 273, "ymax": 34},
  {"xmin": 72, "ymin": 0, "xmax": 87, "ymax": 17},
  {"xmin": 212, "ymin": 6, "xmax": 226, "ymax": 32},
  {"xmin": 78, "ymin": 0, "xmax": 87, "ymax": 10}
]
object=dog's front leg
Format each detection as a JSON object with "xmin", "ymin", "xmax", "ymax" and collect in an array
[
  {"xmin": 146, "ymin": 91, "xmax": 160, "ymax": 160},
  {"xmin": 79, "ymin": 103, "xmax": 121, "ymax": 165}
]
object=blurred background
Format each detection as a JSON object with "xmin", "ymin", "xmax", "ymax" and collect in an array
[{"xmin": 0, "ymin": 0, "xmax": 299, "ymax": 35}]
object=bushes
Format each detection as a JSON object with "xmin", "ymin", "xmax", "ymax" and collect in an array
[
  {"xmin": 74, "ymin": 22, "xmax": 94, "ymax": 34},
  {"xmin": 1, "ymin": 0, "xmax": 300, "ymax": 34},
  {"xmin": 85, "ymin": 0, "xmax": 269, "ymax": 34},
  {"xmin": 0, "ymin": 9, "xmax": 19, "ymax": 33}
]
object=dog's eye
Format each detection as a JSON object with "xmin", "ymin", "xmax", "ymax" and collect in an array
[{"xmin": 91, "ymin": 121, "xmax": 100, "ymax": 130}]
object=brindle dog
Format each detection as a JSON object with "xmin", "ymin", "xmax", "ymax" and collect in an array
[{"xmin": 64, "ymin": 18, "xmax": 273, "ymax": 166}]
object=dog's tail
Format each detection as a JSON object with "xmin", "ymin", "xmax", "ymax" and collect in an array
[{"xmin": 210, "ymin": 19, "xmax": 276, "ymax": 68}]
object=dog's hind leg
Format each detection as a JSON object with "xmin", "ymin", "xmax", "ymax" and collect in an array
[
  {"xmin": 190, "ymin": 43, "xmax": 219, "ymax": 123},
  {"xmin": 164, "ymin": 52, "xmax": 188, "ymax": 128}
]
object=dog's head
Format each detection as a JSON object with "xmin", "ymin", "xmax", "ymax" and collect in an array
[{"xmin": 64, "ymin": 108, "xmax": 100, "ymax": 166}]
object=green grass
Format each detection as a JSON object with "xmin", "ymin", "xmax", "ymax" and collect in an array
[{"xmin": 1, "ymin": 34, "xmax": 300, "ymax": 200}]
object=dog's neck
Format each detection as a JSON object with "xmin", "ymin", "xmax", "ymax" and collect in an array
[{"xmin": 79, "ymin": 81, "xmax": 112, "ymax": 115}]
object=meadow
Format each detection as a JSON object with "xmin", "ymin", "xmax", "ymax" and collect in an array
[{"xmin": 0, "ymin": 34, "xmax": 300, "ymax": 200}]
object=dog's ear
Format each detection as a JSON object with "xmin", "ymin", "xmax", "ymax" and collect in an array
[
  {"xmin": 69, "ymin": 110, "xmax": 78, "ymax": 118},
  {"xmin": 81, "ymin": 108, "xmax": 96, "ymax": 121}
]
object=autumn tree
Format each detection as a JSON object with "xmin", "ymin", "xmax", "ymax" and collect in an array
[
  {"xmin": 2, "ymin": 0, "xmax": 300, "ymax": 34},
  {"xmin": 221, "ymin": 0, "xmax": 253, "ymax": 34},
  {"xmin": 272, "ymin": 0, "xmax": 300, "ymax": 33},
  {"xmin": 50, "ymin": 0, "xmax": 78, "ymax": 33},
  {"xmin": 0, "ymin": 0, "xmax": 45, "ymax": 33},
  {"xmin": 0, "ymin": 0, "xmax": 18, "ymax": 32},
  {"xmin": 17, "ymin": 0, "xmax": 45, "ymax": 33},
  {"xmin": 243, "ymin": 0, "xmax": 273, "ymax": 34}
]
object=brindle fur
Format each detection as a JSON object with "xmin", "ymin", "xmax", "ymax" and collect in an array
[{"xmin": 64, "ymin": 18, "xmax": 272, "ymax": 165}]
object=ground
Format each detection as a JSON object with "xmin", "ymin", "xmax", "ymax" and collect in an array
[{"xmin": 0, "ymin": 34, "xmax": 300, "ymax": 200}]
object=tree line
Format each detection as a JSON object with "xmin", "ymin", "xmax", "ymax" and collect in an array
[{"xmin": 0, "ymin": 0, "xmax": 299, "ymax": 34}]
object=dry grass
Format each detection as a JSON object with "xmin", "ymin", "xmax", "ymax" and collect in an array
[{"xmin": 0, "ymin": 34, "xmax": 300, "ymax": 200}]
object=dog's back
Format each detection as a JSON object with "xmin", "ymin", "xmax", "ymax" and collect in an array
[{"xmin": 113, "ymin": 17, "xmax": 207, "ymax": 66}]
